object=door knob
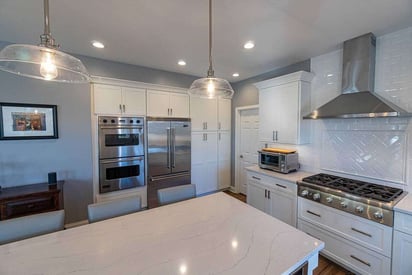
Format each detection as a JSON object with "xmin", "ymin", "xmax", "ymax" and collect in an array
[{"xmin": 240, "ymin": 155, "xmax": 244, "ymax": 158}]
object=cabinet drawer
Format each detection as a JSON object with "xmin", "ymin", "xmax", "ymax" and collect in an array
[
  {"xmin": 299, "ymin": 219, "xmax": 391, "ymax": 275},
  {"xmin": 247, "ymin": 171, "xmax": 296, "ymax": 195},
  {"xmin": 394, "ymin": 211, "xmax": 412, "ymax": 235},
  {"xmin": 298, "ymin": 199, "xmax": 392, "ymax": 257},
  {"xmin": 3, "ymin": 196, "xmax": 56, "ymax": 219}
]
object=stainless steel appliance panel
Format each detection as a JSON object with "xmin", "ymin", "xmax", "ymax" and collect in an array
[
  {"xmin": 98, "ymin": 117, "xmax": 144, "ymax": 159},
  {"xmin": 170, "ymin": 121, "xmax": 191, "ymax": 174},
  {"xmin": 147, "ymin": 173, "xmax": 191, "ymax": 208},
  {"xmin": 147, "ymin": 120, "xmax": 172, "ymax": 177},
  {"xmin": 99, "ymin": 156, "xmax": 145, "ymax": 193}
]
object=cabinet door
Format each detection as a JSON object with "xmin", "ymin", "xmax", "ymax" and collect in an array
[
  {"xmin": 274, "ymin": 82, "xmax": 299, "ymax": 144},
  {"xmin": 218, "ymin": 131, "xmax": 231, "ymax": 189},
  {"xmin": 258, "ymin": 87, "xmax": 279, "ymax": 142},
  {"xmin": 93, "ymin": 84, "xmax": 122, "ymax": 115},
  {"xmin": 122, "ymin": 87, "xmax": 146, "ymax": 115},
  {"xmin": 392, "ymin": 230, "xmax": 412, "ymax": 275},
  {"xmin": 169, "ymin": 93, "xmax": 189, "ymax": 118},
  {"xmin": 147, "ymin": 90, "xmax": 170, "ymax": 117},
  {"xmin": 218, "ymin": 98, "xmax": 231, "ymax": 131},
  {"xmin": 191, "ymin": 132, "xmax": 218, "ymax": 195},
  {"xmin": 190, "ymin": 97, "xmax": 218, "ymax": 131},
  {"xmin": 268, "ymin": 188, "xmax": 297, "ymax": 227},
  {"xmin": 247, "ymin": 180, "xmax": 267, "ymax": 213}
]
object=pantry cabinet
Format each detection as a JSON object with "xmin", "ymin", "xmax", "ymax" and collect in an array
[
  {"xmin": 218, "ymin": 98, "xmax": 231, "ymax": 131},
  {"xmin": 147, "ymin": 89, "xmax": 189, "ymax": 118},
  {"xmin": 93, "ymin": 84, "xmax": 146, "ymax": 115},
  {"xmin": 246, "ymin": 170, "xmax": 297, "ymax": 226},
  {"xmin": 255, "ymin": 71, "xmax": 313, "ymax": 145}
]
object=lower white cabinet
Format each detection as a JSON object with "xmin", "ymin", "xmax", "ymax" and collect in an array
[
  {"xmin": 191, "ymin": 132, "xmax": 218, "ymax": 195},
  {"xmin": 392, "ymin": 211, "xmax": 412, "ymax": 275},
  {"xmin": 246, "ymin": 171, "xmax": 297, "ymax": 227}
]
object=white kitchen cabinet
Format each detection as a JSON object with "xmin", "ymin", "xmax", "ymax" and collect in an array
[
  {"xmin": 392, "ymin": 211, "xmax": 412, "ymax": 275},
  {"xmin": 254, "ymin": 71, "xmax": 313, "ymax": 145},
  {"xmin": 218, "ymin": 98, "xmax": 231, "ymax": 131},
  {"xmin": 191, "ymin": 132, "xmax": 218, "ymax": 195},
  {"xmin": 93, "ymin": 84, "xmax": 146, "ymax": 115},
  {"xmin": 147, "ymin": 89, "xmax": 189, "ymax": 117},
  {"xmin": 190, "ymin": 96, "xmax": 218, "ymax": 131},
  {"xmin": 246, "ymin": 171, "xmax": 297, "ymax": 227},
  {"xmin": 217, "ymin": 131, "xmax": 231, "ymax": 189}
]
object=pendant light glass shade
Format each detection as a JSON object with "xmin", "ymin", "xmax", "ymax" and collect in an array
[
  {"xmin": 188, "ymin": 0, "xmax": 234, "ymax": 99},
  {"xmin": 0, "ymin": 0, "xmax": 90, "ymax": 83},
  {"xmin": 189, "ymin": 77, "xmax": 234, "ymax": 99}
]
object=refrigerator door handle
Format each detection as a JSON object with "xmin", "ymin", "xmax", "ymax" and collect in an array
[
  {"xmin": 171, "ymin": 127, "xmax": 176, "ymax": 168},
  {"xmin": 166, "ymin": 128, "xmax": 171, "ymax": 169}
]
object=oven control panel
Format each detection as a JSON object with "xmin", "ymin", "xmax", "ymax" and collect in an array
[{"xmin": 298, "ymin": 185, "xmax": 393, "ymax": 227}]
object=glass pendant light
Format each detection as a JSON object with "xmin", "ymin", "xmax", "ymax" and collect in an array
[
  {"xmin": 0, "ymin": 0, "xmax": 90, "ymax": 83},
  {"xmin": 188, "ymin": 0, "xmax": 234, "ymax": 99}
]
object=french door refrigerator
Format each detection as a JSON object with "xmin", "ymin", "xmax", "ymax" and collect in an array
[{"xmin": 147, "ymin": 117, "xmax": 191, "ymax": 208}]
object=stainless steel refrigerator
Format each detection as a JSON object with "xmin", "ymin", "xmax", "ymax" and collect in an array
[{"xmin": 147, "ymin": 117, "xmax": 191, "ymax": 208}]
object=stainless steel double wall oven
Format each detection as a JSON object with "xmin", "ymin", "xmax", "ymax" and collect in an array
[{"xmin": 98, "ymin": 116, "xmax": 145, "ymax": 193}]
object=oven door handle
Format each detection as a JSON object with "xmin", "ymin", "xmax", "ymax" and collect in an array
[
  {"xmin": 99, "ymin": 156, "xmax": 144, "ymax": 164},
  {"xmin": 99, "ymin": 126, "xmax": 143, "ymax": 130}
]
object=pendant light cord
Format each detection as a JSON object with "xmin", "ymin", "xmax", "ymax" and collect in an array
[
  {"xmin": 43, "ymin": 0, "xmax": 50, "ymax": 35},
  {"xmin": 207, "ymin": 0, "xmax": 214, "ymax": 77},
  {"xmin": 40, "ymin": 0, "xmax": 58, "ymax": 48}
]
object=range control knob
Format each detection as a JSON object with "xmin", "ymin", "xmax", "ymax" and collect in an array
[
  {"xmin": 326, "ymin": 197, "xmax": 333, "ymax": 203},
  {"xmin": 312, "ymin": 193, "xmax": 320, "ymax": 201},
  {"xmin": 374, "ymin": 212, "xmax": 383, "ymax": 220},
  {"xmin": 355, "ymin": 206, "xmax": 364, "ymax": 213},
  {"xmin": 300, "ymin": 190, "xmax": 309, "ymax": 197},
  {"xmin": 340, "ymin": 201, "xmax": 348, "ymax": 208}
]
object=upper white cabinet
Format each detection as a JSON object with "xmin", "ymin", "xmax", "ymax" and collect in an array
[
  {"xmin": 190, "ymin": 96, "xmax": 218, "ymax": 131},
  {"xmin": 255, "ymin": 71, "xmax": 313, "ymax": 145},
  {"xmin": 93, "ymin": 84, "xmax": 146, "ymax": 115},
  {"xmin": 218, "ymin": 98, "xmax": 231, "ymax": 131},
  {"xmin": 147, "ymin": 89, "xmax": 189, "ymax": 118}
]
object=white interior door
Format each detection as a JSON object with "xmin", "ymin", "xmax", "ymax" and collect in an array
[{"xmin": 236, "ymin": 107, "xmax": 259, "ymax": 195}]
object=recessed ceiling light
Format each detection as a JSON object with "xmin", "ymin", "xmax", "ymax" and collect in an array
[
  {"xmin": 232, "ymin": 73, "xmax": 239, "ymax": 77},
  {"xmin": 92, "ymin": 41, "xmax": 105, "ymax": 49},
  {"xmin": 243, "ymin": 41, "xmax": 255, "ymax": 49},
  {"xmin": 178, "ymin": 60, "xmax": 186, "ymax": 66}
]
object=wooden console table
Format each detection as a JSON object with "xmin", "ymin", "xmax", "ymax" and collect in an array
[{"xmin": 0, "ymin": 181, "xmax": 64, "ymax": 220}]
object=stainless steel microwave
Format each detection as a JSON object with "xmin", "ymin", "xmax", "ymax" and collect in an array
[{"xmin": 258, "ymin": 151, "xmax": 299, "ymax": 173}]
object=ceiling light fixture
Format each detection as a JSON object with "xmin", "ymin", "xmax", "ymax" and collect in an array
[
  {"xmin": 232, "ymin": 73, "xmax": 239, "ymax": 77},
  {"xmin": 188, "ymin": 0, "xmax": 234, "ymax": 99},
  {"xmin": 0, "ymin": 0, "xmax": 89, "ymax": 83},
  {"xmin": 243, "ymin": 41, "xmax": 255, "ymax": 49},
  {"xmin": 92, "ymin": 41, "xmax": 105, "ymax": 49},
  {"xmin": 178, "ymin": 60, "xmax": 186, "ymax": 66}
]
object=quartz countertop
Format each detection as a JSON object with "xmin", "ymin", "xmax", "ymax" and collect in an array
[
  {"xmin": 0, "ymin": 192, "xmax": 324, "ymax": 275},
  {"xmin": 245, "ymin": 165, "xmax": 313, "ymax": 184},
  {"xmin": 394, "ymin": 192, "xmax": 412, "ymax": 215}
]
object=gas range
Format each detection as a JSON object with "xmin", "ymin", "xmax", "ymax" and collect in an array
[{"xmin": 298, "ymin": 173, "xmax": 407, "ymax": 226}]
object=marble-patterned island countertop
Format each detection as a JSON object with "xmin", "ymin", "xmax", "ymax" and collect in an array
[
  {"xmin": 0, "ymin": 192, "xmax": 324, "ymax": 275},
  {"xmin": 246, "ymin": 165, "xmax": 313, "ymax": 183}
]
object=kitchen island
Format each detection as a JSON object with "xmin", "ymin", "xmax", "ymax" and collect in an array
[{"xmin": 0, "ymin": 192, "xmax": 323, "ymax": 274}]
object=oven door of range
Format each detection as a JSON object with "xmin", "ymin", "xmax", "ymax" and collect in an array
[
  {"xmin": 98, "ymin": 126, "xmax": 144, "ymax": 159},
  {"xmin": 99, "ymin": 156, "xmax": 145, "ymax": 193}
]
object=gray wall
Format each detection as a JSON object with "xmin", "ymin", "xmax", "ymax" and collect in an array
[
  {"xmin": 230, "ymin": 60, "xmax": 311, "ymax": 186},
  {"xmin": 0, "ymin": 43, "xmax": 198, "ymax": 223}
]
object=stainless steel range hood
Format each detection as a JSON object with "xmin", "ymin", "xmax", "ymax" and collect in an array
[{"xmin": 304, "ymin": 33, "xmax": 410, "ymax": 119}]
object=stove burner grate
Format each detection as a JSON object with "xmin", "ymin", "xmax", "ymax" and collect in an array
[{"xmin": 302, "ymin": 173, "xmax": 404, "ymax": 203}]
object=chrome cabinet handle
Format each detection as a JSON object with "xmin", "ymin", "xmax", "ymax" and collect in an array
[
  {"xmin": 123, "ymin": 104, "xmax": 126, "ymax": 112},
  {"xmin": 351, "ymin": 227, "xmax": 372, "ymax": 238},
  {"xmin": 275, "ymin": 131, "xmax": 278, "ymax": 141},
  {"xmin": 265, "ymin": 189, "xmax": 267, "ymax": 198},
  {"xmin": 203, "ymin": 122, "xmax": 206, "ymax": 130},
  {"xmin": 252, "ymin": 176, "xmax": 261, "ymax": 180},
  {"xmin": 205, "ymin": 133, "xmax": 207, "ymax": 141},
  {"xmin": 170, "ymin": 108, "xmax": 173, "ymax": 116},
  {"xmin": 306, "ymin": 210, "xmax": 321, "ymax": 218},
  {"xmin": 119, "ymin": 104, "xmax": 122, "ymax": 112},
  {"xmin": 276, "ymin": 184, "xmax": 287, "ymax": 189},
  {"xmin": 272, "ymin": 131, "xmax": 275, "ymax": 141},
  {"xmin": 219, "ymin": 133, "xmax": 221, "ymax": 140},
  {"xmin": 350, "ymin": 255, "xmax": 371, "ymax": 267},
  {"xmin": 268, "ymin": 190, "xmax": 270, "ymax": 199},
  {"xmin": 218, "ymin": 122, "xmax": 221, "ymax": 130}
]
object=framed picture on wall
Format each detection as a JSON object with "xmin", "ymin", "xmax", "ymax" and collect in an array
[{"xmin": 0, "ymin": 102, "xmax": 58, "ymax": 140}]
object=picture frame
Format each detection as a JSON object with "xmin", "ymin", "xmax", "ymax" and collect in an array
[{"xmin": 0, "ymin": 102, "xmax": 58, "ymax": 140}]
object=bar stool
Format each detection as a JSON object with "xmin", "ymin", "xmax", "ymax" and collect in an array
[
  {"xmin": 157, "ymin": 184, "xmax": 196, "ymax": 206},
  {"xmin": 87, "ymin": 195, "xmax": 141, "ymax": 223}
]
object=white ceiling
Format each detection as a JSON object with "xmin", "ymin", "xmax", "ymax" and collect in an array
[{"xmin": 1, "ymin": 0, "xmax": 412, "ymax": 82}]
